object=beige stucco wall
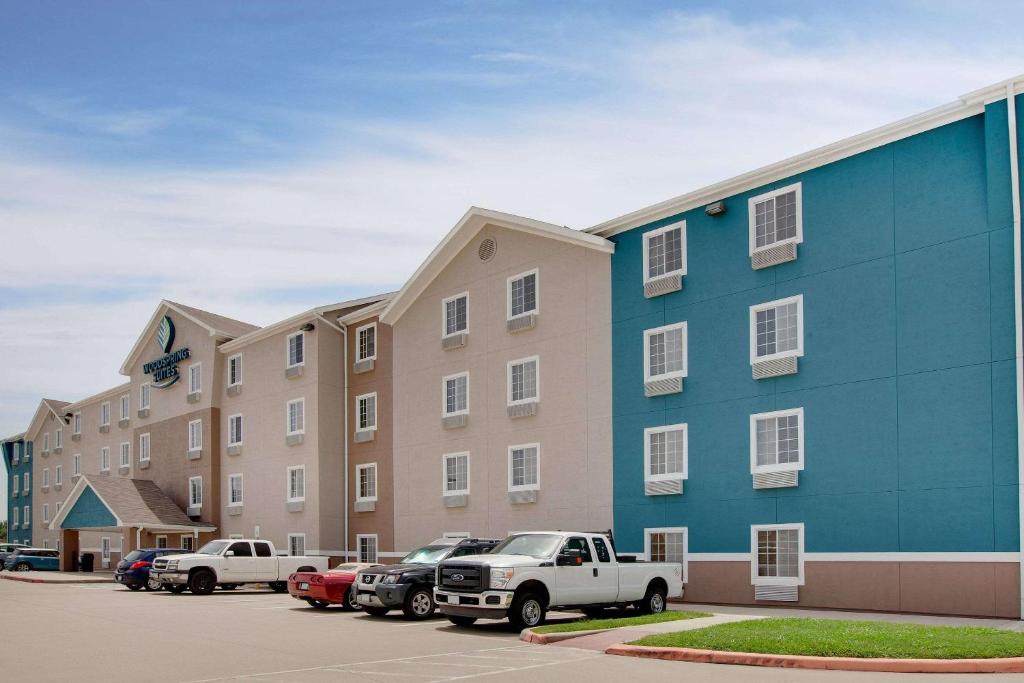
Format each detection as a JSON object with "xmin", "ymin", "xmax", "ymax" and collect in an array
[{"xmin": 392, "ymin": 224, "xmax": 613, "ymax": 551}]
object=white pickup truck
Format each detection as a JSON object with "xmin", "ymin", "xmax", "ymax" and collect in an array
[
  {"xmin": 149, "ymin": 539, "xmax": 328, "ymax": 595},
  {"xmin": 434, "ymin": 531, "xmax": 683, "ymax": 629}
]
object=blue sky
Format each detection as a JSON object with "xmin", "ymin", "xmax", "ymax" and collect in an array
[{"xmin": 3, "ymin": 1, "xmax": 1024, "ymax": 516}]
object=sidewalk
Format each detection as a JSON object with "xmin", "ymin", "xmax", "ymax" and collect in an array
[
  {"xmin": 550, "ymin": 613, "xmax": 758, "ymax": 652},
  {"xmin": 0, "ymin": 571, "xmax": 114, "ymax": 584}
]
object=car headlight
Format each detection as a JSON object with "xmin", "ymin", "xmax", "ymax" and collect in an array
[
  {"xmin": 381, "ymin": 574, "xmax": 400, "ymax": 584},
  {"xmin": 489, "ymin": 568, "xmax": 514, "ymax": 589},
  {"xmin": 165, "ymin": 561, "xmax": 178, "ymax": 570}
]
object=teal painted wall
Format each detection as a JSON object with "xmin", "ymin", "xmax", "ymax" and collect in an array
[
  {"xmin": 611, "ymin": 102, "xmax": 1019, "ymax": 555},
  {"xmin": 4, "ymin": 440, "xmax": 32, "ymax": 545},
  {"xmin": 61, "ymin": 485, "xmax": 117, "ymax": 529}
]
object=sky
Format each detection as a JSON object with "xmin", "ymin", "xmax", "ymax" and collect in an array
[{"xmin": 2, "ymin": 1, "xmax": 1024, "ymax": 516}]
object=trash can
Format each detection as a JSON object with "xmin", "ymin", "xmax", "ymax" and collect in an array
[{"xmin": 80, "ymin": 553, "xmax": 94, "ymax": 573}]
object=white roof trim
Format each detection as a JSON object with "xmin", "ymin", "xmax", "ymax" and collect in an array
[
  {"xmin": 25, "ymin": 400, "xmax": 70, "ymax": 438},
  {"xmin": 337, "ymin": 298, "xmax": 389, "ymax": 325},
  {"xmin": 119, "ymin": 300, "xmax": 247, "ymax": 375},
  {"xmin": 62, "ymin": 382, "xmax": 133, "ymax": 413},
  {"xmin": 587, "ymin": 74, "xmax": 1024, "ymax": 238},
  {"xmin": 380, "ymin": 206, "xmax": 613, "ymax": 325},
  {"xmin": 48, "ymin": 475, "xmax": 125, "ymax": 531}
]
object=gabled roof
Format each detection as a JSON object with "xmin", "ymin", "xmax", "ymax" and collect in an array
[
  {"xmin": 25, "ymin": 398, "xmax": 71, "ymax": 437},
  {"xmin": 120, "ymin": 300, "xmax": 259, "ymax": 375},
  {"xmin": 49, "ymin": 475, "xmax": 216, "ymax": 532},
  {"xmin": 380, "ymin": 207, "xmax": 614, "ymax": 325},
  {"xmin": 0, "ymin": 432, "xmax": 25, "ymax": 444}
]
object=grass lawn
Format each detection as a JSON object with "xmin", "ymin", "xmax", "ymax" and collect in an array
[
  {"xmin": 630, "ymin": 618, "xmax": 1024, "ymax": 659},
  {"xmin": 533, "ymin": 610, "xmax": 712, "ymax": 634}
]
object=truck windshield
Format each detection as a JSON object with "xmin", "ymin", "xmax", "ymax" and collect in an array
[
  {"xmin": 490, "ymin": 534, "xmax": 563, "ymax": 558},
  {"xmin": 197, "ymin": 541, "xmax": 229, "ymax": 555},
  {"xmin": 400, "ymin": 546, "xmax": 452, "ymax": 564}
]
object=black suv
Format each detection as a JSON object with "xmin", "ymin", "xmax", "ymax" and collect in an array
[{"xmin": 355, "ymin": 537, "xmax": 500, "ymax": 619}]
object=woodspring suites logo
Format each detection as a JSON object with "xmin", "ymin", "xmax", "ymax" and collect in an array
[{"xmin": 144, "ymin": 315, "xmax": 190, "ymax": 388}]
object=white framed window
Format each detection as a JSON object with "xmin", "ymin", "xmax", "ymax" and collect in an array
[
  {"xmin": 43, "ymin": 432, "xmax": 50, "ymax": 452},
  {"xmin": 287, "ymin": 465, "xmax": 306, "ymax": 502},
  {"xmin": 22, "ymin": 506, "xmax": 29, "ymax": 528},
  {"xmin": 227, "ymin": 354, "xmax": 243, "ymax": 387},
  {"xmin": 442, "ymin": 292, "xmax": 468, "ymax": 337},
  {"xmin": 42, "ymin": 503, "xmax": 50, "ymax": 524},
  {"xmin": 73, "ymin": 412, "xmax": 81, "ymax": 435},
  {"xmin": 139, "ymin": 383, "xmax": 151, "ymax": 410},
  {"xmin": 752, "ymin": 523, "xmax": 804, "ymax": 586},
  {"xmin": 139, "ymin": 433, "xmax": 151, "ymax": 463},
  {"xmin": 443, "ymin": 452, "xmax": 470, "ymax": 496},
  {"xmin": 42, "ymin": 540, "xmax": 50, "ymax": 549},
  {"xmin": 356, "ymin": 322, "xmax": 377, "ymax": 362},
  {"xmin": 155, "ymin": 535, "xmax": 168, "ymax": 549},
  {"xmin": 442, "ymin": 372, "xmax": 469, "ymax": 417},
  {"xmin": 55, "ymin": 427, "xmax": 63, "ymax": 449},
  {"xmin": 749, "ymin": 182, "xmax": 802, "ymax": 254},
  {"xmin": 42, "ymin": 468, "xmax": 50, "ymax": 488},
  {"xmin": 356, "ymin": 393, "xmax": 377, "ymax": 431},
  {"xmin": 645, "ymin": 527, "xmax": 688, "ymax": 583},
  {"xmin": 22, "ymin": 472, "xmax": 29, "ymax": 493},
  {"xmin": 72, "ymin": 453, "xmax": 81, "ymax": 476},
  {"xmin": 56, "ymin": 501, "xmax": 62, "ymax": 514},
  {"xmin": 181, "ymin": 535, "xmax": 194, "ymax": 552},
  {"xmin": 189, "ymin": 476, "xmax": 203, "ymax": 507},
  {"xmin": 100, "ymin": 447, "xmax": 110, "ymax": 472},
  {"xmin": 11, "ymin": 474, "xmax": 17, "ymax": 495},
  {"xmin": 54, "ymin": 465, "xmax": 63, "ymax": 486},
  {"xmin": 287, "ymin": 332, "xmax": 305, "ymax": 367},
  {"xmin": 357, "ymin": 534, "xmax": 378, "ymax": 563},
  {"xmin": 356, "ymin": 463, "xmax": 378, "ymax": 502},
  {"xmin": 508, "ymin": 443, "xmax": 540, "ymax": 492},
  {"xmin": 644, "ymin": 322, "xmax": 687, "ymax": 382},
  {"xmin": 228, "ymin": 473, "xmax": 243, "ymax": 506},
  {"xmin": 287, "ymin": 398, "xmax": 305, "ymax": 435},
  {"xmin": 507, "ymin": 269, "xmax": 538, "ymax": 320},
  {"xmin": 642, "ymin": 221, "xmax": 686, "ymax": 283},
  {"xmin": 188, "ymin": 363, "xmax": 202, "ymax": 394},
  {"xmin": 644, "ymin": 424, "xmax": 688, "ymax": 483},
  {"xmin": 101, "ymin": 537, "xmax": 110, "ymax": 562},
  {"xmin": 750, "ymin": 295, "xmax": 804, "ymax": 364},
  {"xmin": 11, "ymin": 507, "xmax": 17, "ymax": 528},
  {"xmin": 119, "ymin": 442, "xmax": 131, "ymax": 468},
  {"xmin": 228, "ymin": 414, "xmax": 243, "ymax": 446},
  {"xmin": 288, "ymin": 533, "xmax": 306, "ymax": 556},
  {"xmin": 12, "ymin": 442, "xmax": 20, "ymax": 463},
  {"xmin": 507, "ymin": 356, "xmax": 539, "ymax": 406},
  {"xmin": 751, "ymin": 408, "xmax": 804, "ymax": 474},
  {"xmin": 188, "ymin": 419, "xmax": 203, "ymax": 452},
  {"xmin": 120, "ymin": 394, "xmax": 130, "ymax": 420},
  {"xmin": 100, "ymin": 401, "xmax": 110, "ymax": 426}
]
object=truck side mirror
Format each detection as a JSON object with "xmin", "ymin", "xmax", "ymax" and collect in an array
[
  {"xmin": 556, "ymin": 550, "xmax": 582, "ymax": 566},
  {"xmin": 225, "ymin": 550, "xmax": 235, "ymax": 557}
]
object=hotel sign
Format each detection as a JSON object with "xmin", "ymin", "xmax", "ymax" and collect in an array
[{"xmin": 144, "ymin": 316, "xmax": 190, "ymax": 388}]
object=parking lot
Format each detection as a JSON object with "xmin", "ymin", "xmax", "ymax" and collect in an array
[{"xmin": 4, "ymin": 579, "xmax": 1024, "ymax": 682}]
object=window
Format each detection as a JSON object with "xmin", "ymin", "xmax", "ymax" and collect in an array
[
  {"xmin": 443, "ymin": 372, "xmax": 469, "ymax": 416},
  {"xmin": 181, "ymin": 535, "xmax": 194, "ymax": 552},
  {"xmin": 100, "ymin": 401, "xmax": 110, "ymax": 426},
  {"xmin": 228, "ymin": 473, "xmax": 243, "ymax": 506},
  {"xmin": 189, "ymin": 476, "xmax": 203, "ymax": 507},
  {"xmin": 188, "ymin": 419, "xmax": 203, "ymax": 451},
  {"xmin": 22, "ymin": 506, "xmax": 29, "ymax": 527},
  {"xmin": 507, "ymin": 356, "xmax": 539, "ymax": 405},
  {"xmin": 55, "ymin": 465, "xmax": 63, "ymax": 486},
  {"xmin": 228, "ymin": 541, "xmax": 252, "ymax": 556},
  {"xmin": 11, "ymin": 507, "xmax": 17, "ymax": 527},
  {"xmin": 358, "ymin": 534, "xmax": 378, "ymax": 563},
  {"xmin": 56, "ymin": 501, "xmax": 62, "ymax": 514},
  {"xmin": 73, "ymin": 453, "xmax": 81, "ymax": 476},
  {"xmin": 443, "ymin": 452, "xmax": 470, "ymax": 496},
  {"xmin": 12, "ymin": 442, "xmax": 20, "ymax": 463},
  {"xmin": 228, "ymin": 414, "xmax": 243, "ymax": 446},
  {"xmin": 643, "ymin": 221, "xmax": 686, "ymax": 282},
  {"xmin": 592, "ymin": 537, "xmax": 612, "ymax": 563},
  {"xmin": 139, "ymin": 383, "xmax": 151, "ymax": 410},
  {"xmin": 507, "ymin": 269, "xmax": 538, "ymax": 319},
  {"xmin": 120, "ymin": 442, "xmax": 131, "ymax": 468},
  {"xmin": 155, "ymin": 535, "xmax": 168, "ymax": 549},
  {"xmin": 356, "ymin": 323, "xmax": 376, "ymax": 362},
  {"xmin": 73, "ymin": 412, "xmax": 81, "ymax": 435},
  {"xmin": 287, "ymin": 332, "xmax": 304, "ymax": 367},
  {"xmin": 139, "ymin": 433, "xmax": 151, "ymax": 463},
  {"xmin": 55, "ymin": 428, "xmax": 63, "ymax": 449},
  {"xmin": 287, "ymin": 399, "xmax": 304, "ymax": 435},
  {"xmin": 254, "ymin": 542, "xmax": 272, "ymax": 557},
  {"xmin": 287, "ymin": 466, "xmax": 306, "ymax": 502},
  {"xmin": 101, "ymin": 537, "xmax": 110, "ymax": 561},
  {"xmin": 42, "ymin": 468, "xmax": 49, "ymax": 488},
  {"xmin": 644, "ymin": 322, "xmax": 687, "ymax": 382},
  {"xmin": 11, "ymin": 474, "xmax": 17, "ymax": 495},
  {"xmin": 356, "ymin": 393, "xmax": 377, "ymax": 431},
  {"xmin": 644, "ymin": 424, "xmax": 688, "ymax": 483},
  {"xmin": 356, "ymin": 463, "xmax": 377, "ymax": 502},
  {"xmin": 750, "ymin": 295, "xmax": 804, "ymax": 363},
  {"xmin": 442, "ymin": 292, "xmax": 468, "ymax": 337},
  {"xmin": 752, "ymin": 523, "xmax": 804, "ymax": 586},
  {"xmin": 288, "ymin": 534, "xmax": 306, "ymax": 556},
  {"xmin": 228, "ymin": 354, "xmax": 243, "ymax": 386},
  {"xmin": 751, "ymin": 408, "xmax": 804, "ymax": 473},
  {"xmin": 22, "ymin": 472, "xmax": 29, "ymax": 493},
  {"xmin": 43, "ymin": 432, "xmax": 50, "ymax": 452},
  {"xmin": 749, "ymin": 183, "xmax": 802, "ymax": 253},
  {"xmin": 120, "ymin": 394, "xmax": 130, "ymax": 420},
  {"xmin": 646, "ymin": 528, "xmax": 687, "ymax": 582},
  {"xmin": 508, "ymin": 443, "xmax": 540, "ymax": 491},
  {"xmin": 561, "ymin": 537, "xmax": 592, "ymax": 563},
  {"xmin": 100, "ymin": 447, "xmax": 110, "ymax": 472},
  {"xmin": 188, "ymin": 363, "xmax": 201, "ymax": 394}
]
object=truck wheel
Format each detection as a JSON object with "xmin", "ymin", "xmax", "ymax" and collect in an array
[
  {"xmin": 269, "ymin": 581, "xmax": 288, "ymax": 593},
  {"xmin": 364, "ymin": 606, "xmax": 389, "ymax": 617},
  {"xmin": 638, "ymin": 584, "xmax": 667, "ymax": 615},
  {"xmin": 509, "ymin": 592, "xmax": 546, "ymax": 630},
  {"xmin": 166, "ymin": 584, "xmax": 187, "ymax": 594},
  {"xmin": 341, "ymin": 586, "xmax": 358, "ymax": 611},
  {"xmin": 189, "ymin": 570, "xmax": 217, "ymax": 595},
  {"xmin": 403, "ymin": 587, "xmax": 435, "ymax": 620},
  {"xmin": 447, "ymin": 616, "xmax": 478, "ymax": 627}
]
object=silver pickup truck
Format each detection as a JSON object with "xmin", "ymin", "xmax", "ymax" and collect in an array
[{"xmin": 434, "ymin": 531, "xmax": 683, "ymax": 629}]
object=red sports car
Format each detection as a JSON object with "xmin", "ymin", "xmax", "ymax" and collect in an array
[{"xmin": 288, "ymin": 562, "xmax": 382, "ymax": 609}]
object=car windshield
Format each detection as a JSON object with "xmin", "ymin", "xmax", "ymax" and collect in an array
[
  {"xmin": 490, "ymin": 534, "xmax": 563, "ymax": 558},
  {"xmin": 197, "ymin": 541, "xmax": 229, "ymax": 555},
  {"xmin": 399, "ymin": 546, "xmax": 452, "ymax": 564},
  {"xmin": 123, "ymin": 550, "xmax": 146, "ymax": 562}
]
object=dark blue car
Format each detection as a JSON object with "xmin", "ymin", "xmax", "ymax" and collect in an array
[{"xmin": 115, "ymin": 549, "xmax": 188, "ymax": 591}]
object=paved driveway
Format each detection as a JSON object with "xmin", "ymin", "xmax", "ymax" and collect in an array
[{"xmin": 3, "ymin": 579, "xmax": 1024, "ymax": 682}]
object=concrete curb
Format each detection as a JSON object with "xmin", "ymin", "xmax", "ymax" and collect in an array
[
  {"xmin": 520, "ymin": 627, "xmax": 604, "ymax": 644},
  {"xmin": 0, "ymin": 573, "xmax": 114, "ymax": 585},
  {"xmin": 605, "ymin": 645, "xmax": 1024, "ymax": 673}
]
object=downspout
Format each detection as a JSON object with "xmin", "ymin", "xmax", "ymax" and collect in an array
[{"xmin": 340, "ymin": 322, "xmax": 350, "ymax": 562}]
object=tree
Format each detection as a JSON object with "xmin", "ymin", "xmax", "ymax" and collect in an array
[{"xmin": 0, "ymin": 519, "xmax": 7, "ymax": 542}]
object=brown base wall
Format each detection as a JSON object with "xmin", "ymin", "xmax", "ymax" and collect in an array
[{"xmin": 683, "ymin": 561, "xmax": 1020, "ymax": 619}]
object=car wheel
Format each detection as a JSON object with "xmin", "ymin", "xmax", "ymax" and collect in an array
[
  {"xmin": 403, "ymin": 587, "xmax": 435, "ymax": 620},
  {"xmin": 268, "ymin": 581, "xmax": 288, "ymax": 593},
  {"xmin": 341, "ymin": 586, "xmax": 359, "ymax": 611},
  {"xmin": 126, "ymin": 584, "xmax": 143, "ymax": 591},
  {"xmin": 509, "ymin": 592, "xmax": 546, "ymax": 630},
  {"xmin": 188, "ymin": 570, "xmax": 217, "ymax": 595},
  {"xmin": 145, "ymin": 576, "xmax": 163, "ymax": 592},
  {"xmin": 637, "ymin": 583, "xmax": 667, "ymax": 615},
  {"xmin": 447, "ymin": 616, "xmax": 478, "ymax": 627},
  {"xmin": 364, "ymin": 606, "xmax": 389, "ymax": 617},
  {"xmin": 166, "ymin": 584, "xmax": 188, "ymax": 594},
  {"xmin": 306, "ymin": 598, "xmax": 329, "ymax": 609},
  {"xmin": 13, "ymin": 562, "xmax": 31, "ymax": 572}
]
